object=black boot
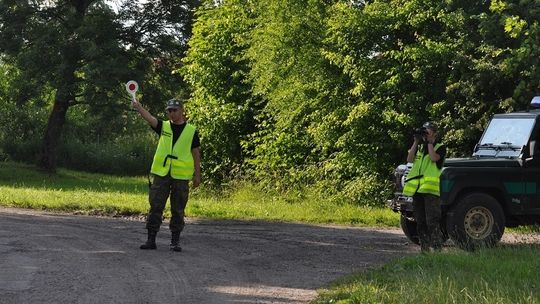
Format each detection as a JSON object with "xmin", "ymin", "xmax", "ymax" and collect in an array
[
  {"xmin": 140, "ymin": 230, "xmax": 157, "ymax": 250},
  {"xmin": 170, "ymin": 231, "xmax": 182, "ymax": 252}
]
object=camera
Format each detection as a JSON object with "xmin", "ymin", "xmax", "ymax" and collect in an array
[
  {"xmin": 413, "ymin": 127, "xmax": 427, "ymax": 142},
  {"xmin": 413, "ymin": 127, "xmax": 428, "ymax": 136}
]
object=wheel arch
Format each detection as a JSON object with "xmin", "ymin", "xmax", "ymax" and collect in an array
[{"xmin": 444, "ymin": 187, "xmax": 508, "ymax": 217}]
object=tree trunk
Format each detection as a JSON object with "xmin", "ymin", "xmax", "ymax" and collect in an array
[
  {"xmin": 37, "ymin": 54, "xmax": 78, "ymax": 172},
  {"xmin": 37, "ymin": 2, "xmax": 87, "ymax": 173},
  {"xmin": 37, "ymin": 97, "xmax": 71, "ymax": 173}
]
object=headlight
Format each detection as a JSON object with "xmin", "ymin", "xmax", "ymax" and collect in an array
[{"xmin": 394, "ymin": 163, "xmax": 413, "ymax": 191}]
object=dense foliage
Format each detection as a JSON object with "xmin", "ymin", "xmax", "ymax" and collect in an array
[
  {"xmin": 183, "ymin": 0, "xmax": 540, "ymax": 204},
  {"xmin": 2, "ymin": 0, "xmax": 540, "ymax": 205},
  {"xmin": 0, "ymin": 0, "xmax": 197, "ymax": 172}
]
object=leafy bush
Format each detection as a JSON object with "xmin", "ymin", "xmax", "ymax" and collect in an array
[
  {"xmin": 2, "ymin": 137, "xmax": 42, "ymax": 164},
  {"xmin": 1, "ymin": 133, "xmax": 156, "ymax": 176},
  {"xmin": 57, "ymin": 133, "xmax": 157, "ymax": 176}
]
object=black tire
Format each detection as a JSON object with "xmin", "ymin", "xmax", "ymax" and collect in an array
[
  {"xmin": 400, "ymin": 215, "xmax": 420, "ymax": 245},
  {"xmin": 446, "ymin": 192, "xmax": 505, "ymax": 250},
  {"xmin": 401, "ymin": 215, "xmax": 449, "ymax": 246}
]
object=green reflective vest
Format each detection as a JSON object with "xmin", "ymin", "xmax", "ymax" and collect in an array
[
  {"xmin": 403, "ymin": 143, "xmax": 443, "ymax": 197},
  {"xmin": 150, "ymin": 121, "xmax": 196, "ymax": 180}
]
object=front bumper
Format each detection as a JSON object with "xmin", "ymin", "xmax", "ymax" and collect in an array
[{"xmin": 387, "ymin": 193, "xmax": 413, "ymax": 213}]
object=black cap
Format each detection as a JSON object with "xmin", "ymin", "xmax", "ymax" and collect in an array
[
  {"xmin": 166, "ymin": 99, "xmax": 183, "ymax": 110},
  {"xmin": 423, "ymin": 121, "xmax": 438, "ymax": 132}
]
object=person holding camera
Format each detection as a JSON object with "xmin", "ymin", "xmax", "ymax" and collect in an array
[{"xmin": 403, "ymin": 121, "xmax": 446, "ymax": 252}]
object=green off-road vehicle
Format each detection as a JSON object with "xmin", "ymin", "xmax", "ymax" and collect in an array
[{"xmin": 389, "ymin": 102, "xmax": 540, "ymax": 250}]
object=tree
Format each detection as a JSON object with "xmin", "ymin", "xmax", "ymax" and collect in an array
[
  {"xmin": 183, "ymin": 0, "xmax": 259, "ymax": 183},
  {"xmin": 183, "ymin": 0, "xmax": 540, "ymax": 205},
  {"xmin": 326, "ymin": 0, "xmax": 461, "ymax": 166},
  {"xmin": 0, "ymin": 0, "xmax": 197, "ymax": 172},
  {"xmin": 245, "ymin": 0, "xmax": 352, "ymax": 188}
]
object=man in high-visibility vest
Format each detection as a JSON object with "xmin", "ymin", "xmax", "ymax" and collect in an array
[
  {"xmin": 403, "ymin": 122, "xmax": 446, "ymax": 252},
  {"xmin": 132, "ymin": 98, "xmax": 201, "ymax": 252}
]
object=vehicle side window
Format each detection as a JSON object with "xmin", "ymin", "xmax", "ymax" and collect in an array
[
  {"xmin": 525, "ymin": 123, "xmax": 540, "ymax": 159},
  {"xmin": 529, "ymin": 140, "xmax": 537, "ymax": 158}
]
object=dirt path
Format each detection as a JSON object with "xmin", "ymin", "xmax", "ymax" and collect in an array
[{"xmin": 0, "ymin": 207, "xmax": 421, "ymax": 304}]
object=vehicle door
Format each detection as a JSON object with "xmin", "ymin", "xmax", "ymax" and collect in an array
[{"xmin": 522, "ymin": 119, "xmax": 540, "ymax": 215}]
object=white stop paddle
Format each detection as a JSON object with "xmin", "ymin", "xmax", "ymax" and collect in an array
[{"xmin": 125, "ymin": 80, "xmax": 139, "ymax": 102}]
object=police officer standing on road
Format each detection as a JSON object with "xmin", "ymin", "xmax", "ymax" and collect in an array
[
  {"xmin": 403, "ymin": 122, "xmax": 446, "ymax": 252},
  {"xmin": 131, "ymin": 98, "xmax": 201, "ymax": 252}
]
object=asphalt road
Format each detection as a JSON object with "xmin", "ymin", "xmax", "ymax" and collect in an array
[{"xmin": 0, "ymin": 208, "xmax": 418, "ymax": 304}]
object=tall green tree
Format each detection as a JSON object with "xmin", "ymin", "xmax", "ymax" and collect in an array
[
  {"xmin": 0, "ymin": 0, "xmax": 197, "ymax": 172},
  {"xmin": 325, "ymin": 0, "xmax": 464, "ymax": 169},
  {"xmin": 326, "ymin": 0, "xmax": 540, "ymax": 169},
  {"xmin": 245, "ymin": 0, "xmax": 355, "ymax": 189},
  {"xmin": 436, "ymin": 0, "xmax": 540, "ymax": 155},
  {"xmin": 184, "ymin": 0, "xmax": 540, "ymax": 204},
  {"xmin": 183, "ymin": 0, "xmax": 259, "ymax": 183}
]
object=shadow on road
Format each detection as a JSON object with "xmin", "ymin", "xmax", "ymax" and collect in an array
[{"xmin": 0, "ymin": 208, "xmax": 417, "ymax": 304}]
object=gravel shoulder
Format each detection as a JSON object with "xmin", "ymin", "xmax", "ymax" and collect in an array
[{"xmin": 0, "ymin": 207, "xmax": 536, "ymax": 304}]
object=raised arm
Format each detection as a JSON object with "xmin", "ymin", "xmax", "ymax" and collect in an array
[
  {"xmin": 425, "ymin": 130, "xmax": 441, "ymax": 162},
  {"xmin": 407, "ymin": 138, "xmax": 420, "ymax": 163},
  {"xmin": 131, "ymin": 99, "xmax": 158, "ymax": 129}
]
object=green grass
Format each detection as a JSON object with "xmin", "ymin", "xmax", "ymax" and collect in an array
[
  {"xmin": 0, "ymin": 161, "xmax": 399, "ymax": 226},
  {"xmin": 0, "ymin": 162, "xmax": 148, "ymax": 215},
  {"xmin": 3, "ymin": 161, "xmax": 540, "ymax": 303},
  {"xmin": 313, "ymin": 245, "xmax": 540, "ymax": 304}
]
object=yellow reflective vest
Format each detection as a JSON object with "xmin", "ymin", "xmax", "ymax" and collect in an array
[
  {"xmin": 403, "ymin": 143, "xmax": 443, "ymax": 197},
  {"xmin": 150, "ymin": 121, "xmax": 196, "ymax": 180}
]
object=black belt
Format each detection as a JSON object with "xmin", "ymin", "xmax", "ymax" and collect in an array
[
  {"xmin": 404, "ymin": 175, "xmax": 423, "ymax": 183},
  {"xmin": 163, "ymin": 154, "xmax": 178, "ymax": 167}
]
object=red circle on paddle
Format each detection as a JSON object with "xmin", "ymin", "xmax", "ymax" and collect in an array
[{"xmin": 125, "ymin": 80, "xmax": 138, "ymax": 95}]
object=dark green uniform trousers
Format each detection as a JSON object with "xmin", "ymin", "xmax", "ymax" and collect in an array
[
  {"xmin": 413, "ymin": 193, "xmax": 443, "ymax": 250},
  {"xmin": 146, "ymin": 174, "xmax": 189, "ymax": 234}
]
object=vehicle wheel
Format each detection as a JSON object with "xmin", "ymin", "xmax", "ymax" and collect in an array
[
  {"xmin": 446, "ymin": 192, "xmax": 505, "ymax": 250},
  {"xmin": 400, "ymin": 215, "xmax": 420, "ymax": 245},
  {"xmin": 401, "ymin": 215, "xmax": 448, "ymax": 246}
]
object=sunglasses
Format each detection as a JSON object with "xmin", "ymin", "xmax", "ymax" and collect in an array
[{"xmin": 167, "ymin": 108, "xmax": 179, "ymax": 113}]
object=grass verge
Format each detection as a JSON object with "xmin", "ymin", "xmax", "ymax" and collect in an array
[
  {"xmin": 313, "ymin": 245, "xmax": 540, "ymax": 304},
  {"xmin": 0, "ymin": 161, "xmax": 399, "ymax": 226}
]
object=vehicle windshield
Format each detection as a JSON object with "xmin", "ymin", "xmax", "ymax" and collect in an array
[
  {"xmin": 475, "ymin": 117, "xmax": 535, "ymax": 157},
  {"xmin": 480, "ymin": 118, "xmax": 535, "ymax": 146}
]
